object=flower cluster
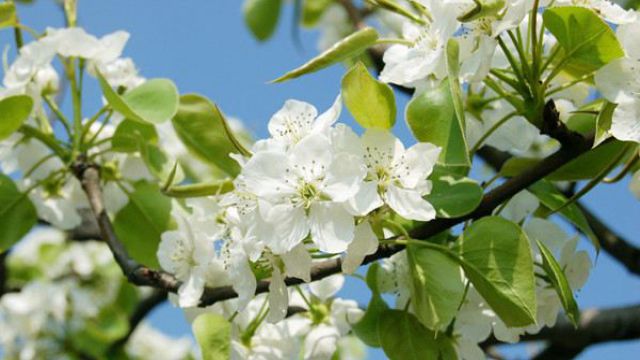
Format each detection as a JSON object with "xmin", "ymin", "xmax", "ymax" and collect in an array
[{"xmin": 0, "ymin": 228, "xmax": 193, "ymax": 360}]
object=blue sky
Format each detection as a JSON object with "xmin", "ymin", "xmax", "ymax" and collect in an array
[{"xmin": 9, "ymin": 1, "xmax": 640, "ymax": 359}]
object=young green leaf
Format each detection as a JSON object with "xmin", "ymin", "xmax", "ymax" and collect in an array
[
  {"xmin": 0, "ymin": 3, "xmax": 17, "ymax": 28},
  {"xmin": 352, "ymin": 291, "xmax": 388, "ymax": 347},
  {"xmin": 458, "ymin": 216, "xmax": 537, "ymax": 327},
  {"xmin": 171, "ymin": 94, "xmax": 243, "ymax": 176},
  {"xmin": 543, "ymin": 7, "xmax": 624, "ymax": 75},
  {"xmin": 113, "ymin": 181, "xmax": 172, "ymax": 269},
  {"xmin": 0, "ymin": 95, "xmax": 34, "ymax": 140},
  {"xmin": 301, "ymin": 0, "xmax": 333, "ymax": 27},
  {"xmin": 97, "ymin": 72, "xmax": 179, "ymax": 124},
  {"xmin": 377, "ymin": 310, "xmax": 458, "ymax": 360},
  {"xmin": 0, "ymin": 174, "xmax": 37, "ymax": 252},
  {"xmin": 406, "ymin": 78, "xmax": 470, "ymax": 170},
  {"xmin": 536, "ymin": 239, "xmax": 580, "ymax": 327},
  {"xmin": 425, "ymin": 166, "xmax": 483, "ymax": 218},
  {"xmin": 271, "ymin": 27, "xmax": 379, "ymax": 83},
  {"xmin": 193, "ymin": 313, "xmax": 231, "ymax": 360},
  {"xmin": 594, "ymin": 101, "xmax": 616, "ymax": 147},
  {"xmin": 162, "ymin": 180, "xmax": 235, "ymax": 198},
  {"xmin": 528, "ymin": 180, "xmax": 599, "ymax": 251},
  {"xmin": 243, "ymin": 0, "xmax": 282, "ymax": 41},
  {"xmin": 111, "ymin": 119, "xmax": 158, "ymax": 153},
  {"xmin": 342, "ymin": 62, "xmax": 396, "ymax": 129},
  {"xmin": 139, "ymin": 142, "xmax": 184, "ymax": 183},
  {"xmin": 407, "ymin": 244, "xmax": 465, "ymax": 330}
]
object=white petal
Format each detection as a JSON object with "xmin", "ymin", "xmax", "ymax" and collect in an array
[
  {"xmin": 361, "ymin": 129, "xmax": 401, "ymax": 169},
  {"xmin": 290, "ymin": 133, "xmax": 333, "ymax": 182},
  {"xmin": 309, "ymin": 274, "xmax": 345, "ymax": 301},
  {"xmin": 397, "ymin": 142, "xmax": 441, "ymax": 189},
  {"xmin": 314, "ymin": 94, "xmax": 342, "ymax": 132},
  {"xmin": 524, "ymin": 218, "xmax": 568, "ymax": 255},
  {"xmin": 263, "ymin": 203, "xmax": 309, "ymax": 254},
  {"xmin": 385, "ymin": 184, "xmax": 436, "ymax": 221},
  {"xmin": 610, "ymin": 100, "xmax": 640, "ymax": 143},
  {"xmin": 309, "ymin": 202, "xmax": 355, "ymax": 253},
  {"xmin": 617, "ymin": 19, "xmax": 640, "ymax": 58},
  {"xmin": 498, "ymin": 190, "xmax": 539, "ymax": 223},
  {"xmin": 281, "ymin": 243, "xmax": 312, "ymax": 282},
  {"xmin": 594, "ymin": 58, "xmax": 640, "ymax": 104},
  {"xmin": 344, "ymin": 181, "xmax": 384, "ymax": 216},
  {"xmin": 267, "ymin": 266, "xmax": 289, "ymax": 323},
  {"xmin": 241, "ymin": 151, "xmax": 293, "ymax": 199},
  {"xmin": 229, "ymin": 251, "xmax": 257, "ymax": 311},
  {"xmin": 268, "ymin": 99, "xmax": 318, "ymax": 144},
  {"xmin": 342, "ymin": 221, "xmax": 378, "ymax": 274},
  {"xmin": 323, "ymin": 153, "xmax": 366, "ymax": 202},
  {"xmin": 178, "ymin": 269, "xmax": 206, "ymax": 308},
  {"xmin": 330, "ymin": 123, "xmax": 364, "ymax": 156},
  {"xmin": 303, "ymin": 325, "xmax": 340, "ymax": 360}
]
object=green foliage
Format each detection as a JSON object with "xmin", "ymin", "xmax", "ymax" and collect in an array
[
  {"xmin": 352, "ymin": 263, "xmax": 389, "ymax": 347},
  {"xmin": 406, "ymin": 79, "xmax": 470, "ymax": 170},
  {"xmin": 71, "ymin": 306, "xmax": 130, "ymax": 358},
  {"xmin": 536, "ymin": 239, "xmax": 580, "ymax": 327},
  {"xmin": 243, "ymin": 0, "xmax": 282, "ymax": 41},
  {"xmin": 113, "ymin": 181, "xmax": 172, "ymax": 269},
  {"xmin": 171, "ymin": 94, "xmax": 242, "ymax": 176},
  {"xmin": 271, "ymin": 27, "xmax": 379, "ymax": 82},
  {"xmin": 528, "ymin": 180, "xmax": 599, "ymax": 250},
  {"xmin": 193, "ymin": 313, "xmax": 232, "ymax": 360},
  {"xmin": 301, "ymin": 0, "xmax": 333, "ymax": 27},
  {"xmin": 594, "ymin": 101, "xmax": 616, "ymax": 147},
  {"xmin": 0, "ymin": 95, "xmax": 34, "ymax": 140},
  {"xmin": 0, "ymin": 174, "xmax": 37, "ymax": 252},
  {"xmin": 111, "ymin": 119, "xmax": 158, "ymax": 153},
  {"xmin": 543, "ymin": 6, "xmax": 624, "ymax": 76},
  {"xmin": 425, "ymin": 166, "xmax": 483, "ymax": 218},
  {"xmin": 342, "ymin": 62, "xmax": 396, "ymax": 129},
  {"xmin": 407, "ymin": 243, "xmax": 465, "ymax": 330},
  {"xmin": 377, "ymin": 310, "xmax": 458, "ymax": 360},
  {"xmin": 97, "ymin": 73, "xmax": 179, "ymax": 124},
  {"xmin": 458, "ymin": 216, "xmax": 537, "ymax": 327},
  {"xmin": 0, "ymin": 2, "xmax": 17, "ymax": 28}
]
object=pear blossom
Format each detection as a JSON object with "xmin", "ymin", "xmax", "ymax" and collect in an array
[
  {"xmin": 348, "ymin": 129, "xmax": 441, "ymax": 221},
  {"xmin": 594, "ymin": 19, "xmax": 640, "ymax": 143},
  {"xmin": 157, "ymin": 200, "xmax": 228, "ymax": 307},
  {"xmin": 241, "ymin": 132, "xmax": 366, "ymax": 254}
]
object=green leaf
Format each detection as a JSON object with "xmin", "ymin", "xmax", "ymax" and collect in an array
[
  {"xmin": 301, "ymin": 0, "xmax": 333, "ymax": 27},
  {"xmin": 528, "ymin": 180, "xmax": 599, "ymax": 250},
  {"xmin": 162, "ymin": 180, "xmax": 235, "ymax": 198},
  {"xmin": 111, "ymin": 119, "xmax": 158, "ymax": 153},
  {"xmin": 342, "ymin": 62, "xmax": 396, "ymax": 129},
  {"xmin": 71, "ymin": 306, "xmax": 129, "ymax": 358},
  {"xmin": 271, "ymin": 27, "xmax": 379, "ymax": 83},
  {"xmin": 139, "ymin": 142, "xmax": 183, "ymax": 182},
  {"xmin": 0, "ymin": 95, "xmax": 34, "ymax": 140},
  {"xmin": 445, "ymin": 39, "xmax": 466, "ymax": 138},
  {"xmin": 113, "ymin": 181, "xmax": 172, "ymax": 268},
  {"xmin": 193, "ymin": 313, "xmax": 231, "ymax": 360},
  {"xmin": 425, "ymin": 166, "xmax": 482, "ymax": 218},
  {"xmin": 594, "ymin": 101, "xmax": 616, "ymax": 147},
  {"xmin": 407, "ymin": 244, "xmax": 465, "ymax": 330},
  {"xmin": 543, "ymin": 7, "xmax": 624, "ymax": 75},
  {"xmin": 352, "ymin": 291, "xmax": 388, "ymax": 347},
  {"xmin": 97, "ymin": 73, "xmax": 179, "ymax": 124},
  {"xmin": 406, "ymin": 78, "xmax": 470, "ymax": 169},
  {"xmin": 243, "ymin": 0, "xmax": 282, "ymax": 41},
  {"xmin": 0, "ymin": 174, "xmax": 37, "ymax": 252},
  {"xmin": 458, "ymin": 216, "xmax": 537, "ymax": 327},
  {"xmin": 171, "ymin": 94, "xmax": 242, "ymax": 176},
  {"xmin": 0, "ymin": 3, "xmax": 17, "ymax": 28},
  {"xmin": 535, "ymin": 239, "xmax": 580, "ymax": 327},
  {"xmin": 377, "ymin": 310, "xmax": 458, "ymax": 360}
]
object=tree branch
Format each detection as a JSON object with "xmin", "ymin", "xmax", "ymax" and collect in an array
[
  {"xmin": 108, "ymin": 289, "xmax": 168, "ymax": 353},
  {"xmin": 0, "ymin": 251, "xmax": 8, "ymax": 297},
  {"xmin": 485, "ymin": 304, "xmax": 640, "ymax": 359}
]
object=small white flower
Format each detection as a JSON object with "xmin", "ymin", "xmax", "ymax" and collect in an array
[
  {"xmin": 349, "ymin": 129, "xmax": 440, "ymax": 221},
  {"xmin": 268, "ymin": 96, "xmax": 342, "ymax": 147}
]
